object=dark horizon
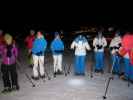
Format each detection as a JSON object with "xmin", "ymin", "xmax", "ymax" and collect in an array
[{"xmin": 0, "ymin": 13, "xmax": 133, "ymax": 35}]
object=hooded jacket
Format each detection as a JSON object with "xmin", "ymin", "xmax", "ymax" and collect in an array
[
  {"xmin": 71, "ymin": 35, "xmax": 91, "ymax": 56},
  {"xmin": 32, "ymin": 36, "xmax": 47, "ymax": 55},
  {"xmin": 51, "ymin": 38, "xmax": 64, "ymax": 55}
]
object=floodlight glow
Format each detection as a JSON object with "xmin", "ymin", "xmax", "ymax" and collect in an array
[{"xmin": 67, "ymin": 78, "xmax": 85, "ymax": 86}]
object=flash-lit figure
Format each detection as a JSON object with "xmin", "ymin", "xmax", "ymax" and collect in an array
[
  {"xmin": 24, "ymin": 30, "xmax": 35, "ymax": 68},
  {"xmin": 109, "ymin": 31, "xmax": 122, "ymax": 75},
  {"xmin": 119, "ymin": 32, "xmax": 133, "ymax": 82},
  {"xmin": 1, "ymin": 33, "xmax": 19, "ymax": 93},
  {"xmin": 31, "ymin": 31, "xmax": 47, "ymax": 80},
  {"xmin": 93, "ymin": 31, "xmax": 107, "ymax": 74},
  {"xmin": 51, "ymin": 32, "xmax": 64, "ymax": 77},
  {"xmin": 71, "ymin": 34, "xmax": 91, "ymax": 75}
]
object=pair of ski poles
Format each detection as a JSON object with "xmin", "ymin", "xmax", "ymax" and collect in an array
[
  {"xmin": 16, "ymin": 59, "xmax": 51, "ymax": 87},
  {"xmin": 102, "ymin": 54, "xmax": 130, "ymax": 99}
]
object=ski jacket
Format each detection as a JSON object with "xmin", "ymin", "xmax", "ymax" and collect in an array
[
  {"xmin": 93, "ymin": 36, "xmax": 107, "ymax": 52},
  {"xmin": 51, "ymin": 39, "xmax": 64, "ymax": 55},
  {"xmin": 71, "ymin": 35, "xmax": 91, "ymax": 56}
]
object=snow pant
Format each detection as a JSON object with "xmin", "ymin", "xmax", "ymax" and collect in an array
[
  {"xmin": 111, "ymin": 55, "xmax": 121, "ymax": 74},
  {"xmin": 74, "ymin": 55, "xmax": 86, "ymax": 75},
  {"xmin": 32, "ymin": 54, "xmax": 45, "ymax": 77},
  {"xmin": 27, "ymin": 49, "xmax": 33, "ymax": 65},
  {"xmin": 53, "ymin": 54, "xmax": 63, "ymax": 72},
  {"xmin": 1, "ymin": 64, "xmax": 18, "ymax": 88},
  {"xmin": 124, "ymin": 58, "xmax": 133, "ymax": 81},
  {"xmin": 95, "ymin": 52, "xmax": 104, "ymax": 71}
]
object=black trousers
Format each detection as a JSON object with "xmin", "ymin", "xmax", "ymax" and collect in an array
[{"xmin": 1, "ymin": 64, "xmax": 18, "ymax": 88}]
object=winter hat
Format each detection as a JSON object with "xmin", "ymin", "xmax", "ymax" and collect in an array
[
  {"xmin": 4, "ymin": 33, "xmax": 13, "ymax": 45},
  {"xmin": 54, "ymin": 32, "xmax": 60, "ymax": 37},
  {"xmin": 55, "ymin": 32, "xmax": 59, "ymax": 35},
  {"xmin": 30, "ymin": 30, "xmax": 35, "ymax": 34}
]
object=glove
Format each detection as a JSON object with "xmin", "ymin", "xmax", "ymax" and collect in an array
[
  {"xmin": 118, "ymin": 43, "xmax": 121, "ymax": 47},
  {"xmin": 114, "ymin": 46, "xmax": 119, "ymax": 50},
  {"xmin": 96, "ymin": 45, "xmax": 99, "ymax": 48},
  {"xmin": 36, "ymin": 51, "xmax": 43, "ymax": 56},
  {"xmin": 97, "ymin": 45, "xmax": 103, "ymax": 49},
  {"xmin": 115, "ymin": 51, "xmax": 122, "ymax": 57}
]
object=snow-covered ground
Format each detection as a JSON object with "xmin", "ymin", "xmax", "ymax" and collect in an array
[{"xmin": 0, "ymin": 49, "xmax": 133, "ymax": 100}]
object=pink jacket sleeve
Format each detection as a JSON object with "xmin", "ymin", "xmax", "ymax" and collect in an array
[{"xmin": 13, "ymin": 44, "xmax": 18, "ymax": 58}]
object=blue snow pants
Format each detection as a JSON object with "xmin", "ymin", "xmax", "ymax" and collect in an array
[
  {"xmin": 111, "ymin": 55, "xmax": 121, "ymax": 74},
  {"xmin": 95, "ymin": 52, "xmax": 104, "ymax": 71},
  {"xmin": 74, "ymin": 55, "xmax": 86, "ymax": 75},
  {"xmin": 124, "ymin": 58, "xmax": 133, "ymax": 80}
]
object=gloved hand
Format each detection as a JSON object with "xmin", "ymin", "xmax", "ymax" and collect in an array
[
  {"xmin": 96, "ymin": 45, "xmax": 99, "ymax": 48},
  {"xmin": 118, "ymin": 43, "xmax": 121, "ymax": 47},
  {"xmin": 36, "ymin": 51, "xmax": 43, "ymax": 56},
  {"xmin": 71, "ymin": 46, "xmax": 75, "ymax": 50},
  {"xmin": 114, "ymin": 46, "xmax": 119, "ymax": 50},
  {"xmin": 97, "ymin": 45, "xmax": 103, "ymax": 49},
  {"xmin": 115, "ymin": 51, "xmax": 122, "ymax": 57}
]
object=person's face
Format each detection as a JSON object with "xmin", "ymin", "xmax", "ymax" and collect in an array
[
  {"xmin": 30, "ymin": 30, "xmax": 35, "ymax": 35},
  {"xmin": 115, "ymin": 33, "xmax": 119, "ymax": 37},
  {"xmin": 55, "ymin": 34, "xmax": 60, "ymax": 39},
  {"xmin": 37, "ymin": 32, "xmax": 42, "ymax": 38},
  {"xmin": 98, "ymin": 32, "xmax": 102, "ymax": 38},
  {"xmin": 79, "ymin": 35, "xmax": 82, "ymax": 38}
]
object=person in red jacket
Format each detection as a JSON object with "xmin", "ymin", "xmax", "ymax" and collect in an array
[{"xmin": 24, "ymin": 30, "xmax": 35, "ymax": 68}]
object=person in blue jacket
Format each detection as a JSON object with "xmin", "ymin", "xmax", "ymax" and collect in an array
[
  {"xmin": 31, "ymin": 31, "xmax": 47, "ymax": 80},
  {"xmin": 51, "ymin": 32, "xmax": 64, "ymax": 77}
]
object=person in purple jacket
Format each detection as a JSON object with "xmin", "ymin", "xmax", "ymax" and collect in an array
[{"xmin": 1, "ymin": 33, "xmax": 19, "ymax": 93}]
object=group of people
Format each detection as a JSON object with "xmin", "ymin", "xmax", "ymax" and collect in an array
[
  {"xmin": 24, "ymin": 30, "xmax": 64, "ymax": 80},
  {"xmin": 0, "ymin": 28, "xmax": 133, "ymax": 94}
]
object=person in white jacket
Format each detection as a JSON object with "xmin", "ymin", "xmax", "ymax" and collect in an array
[
  {"xmin": 71, "ymin": 34, "xmax": 91, "ymax": 75},
  {"xmin": 93, "ymin": 31, "xmax": 107, "ymax": 73},
  {"xmin": 109, "ymin": 31, "xmax": 122, "ymax": 75}
]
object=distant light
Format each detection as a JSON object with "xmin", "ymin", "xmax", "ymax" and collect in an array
[
  {"xmin": 108, "ymin": 27, "xmax": 114, "ymax": 32},
  {"xmin": 67, "ymin": 78, "xmax": 85, "ymax": 87}
]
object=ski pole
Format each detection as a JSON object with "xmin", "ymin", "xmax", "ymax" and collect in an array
[
  {"xmin": 16, "ymin": 60, "xmax": 36, "ymax": 87},
  {"xmin": 67, "ymin": 63, "xmax": 71, "ymax": 75},
  {"xmin": 103, "ymin": 55, "xmax": 116, "ymax": 99},
  {"xmin": 44, "ymin": 64, "xmax": 51, "ymax": 80},
  {"xmin": 63, "ymin": 63, "xmax": 67, "ymax": 76},
  {"xmin": 128, "ymin": 63, "xmax": 131, "ymax": 87}
]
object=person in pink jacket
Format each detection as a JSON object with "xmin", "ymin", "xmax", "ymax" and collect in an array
[{"xmin": 1, "ymin": 33, "xmax": 19, "ymax": 93}]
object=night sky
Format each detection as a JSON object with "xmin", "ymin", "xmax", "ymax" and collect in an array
[{"xmin": 0, "ymin": 2, "xmax": 132, "ymax": 36}]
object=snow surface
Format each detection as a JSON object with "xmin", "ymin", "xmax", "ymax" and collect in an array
[{"xmin": 0, "ymin": 49, "xmax": 133, "ymax": 100}]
